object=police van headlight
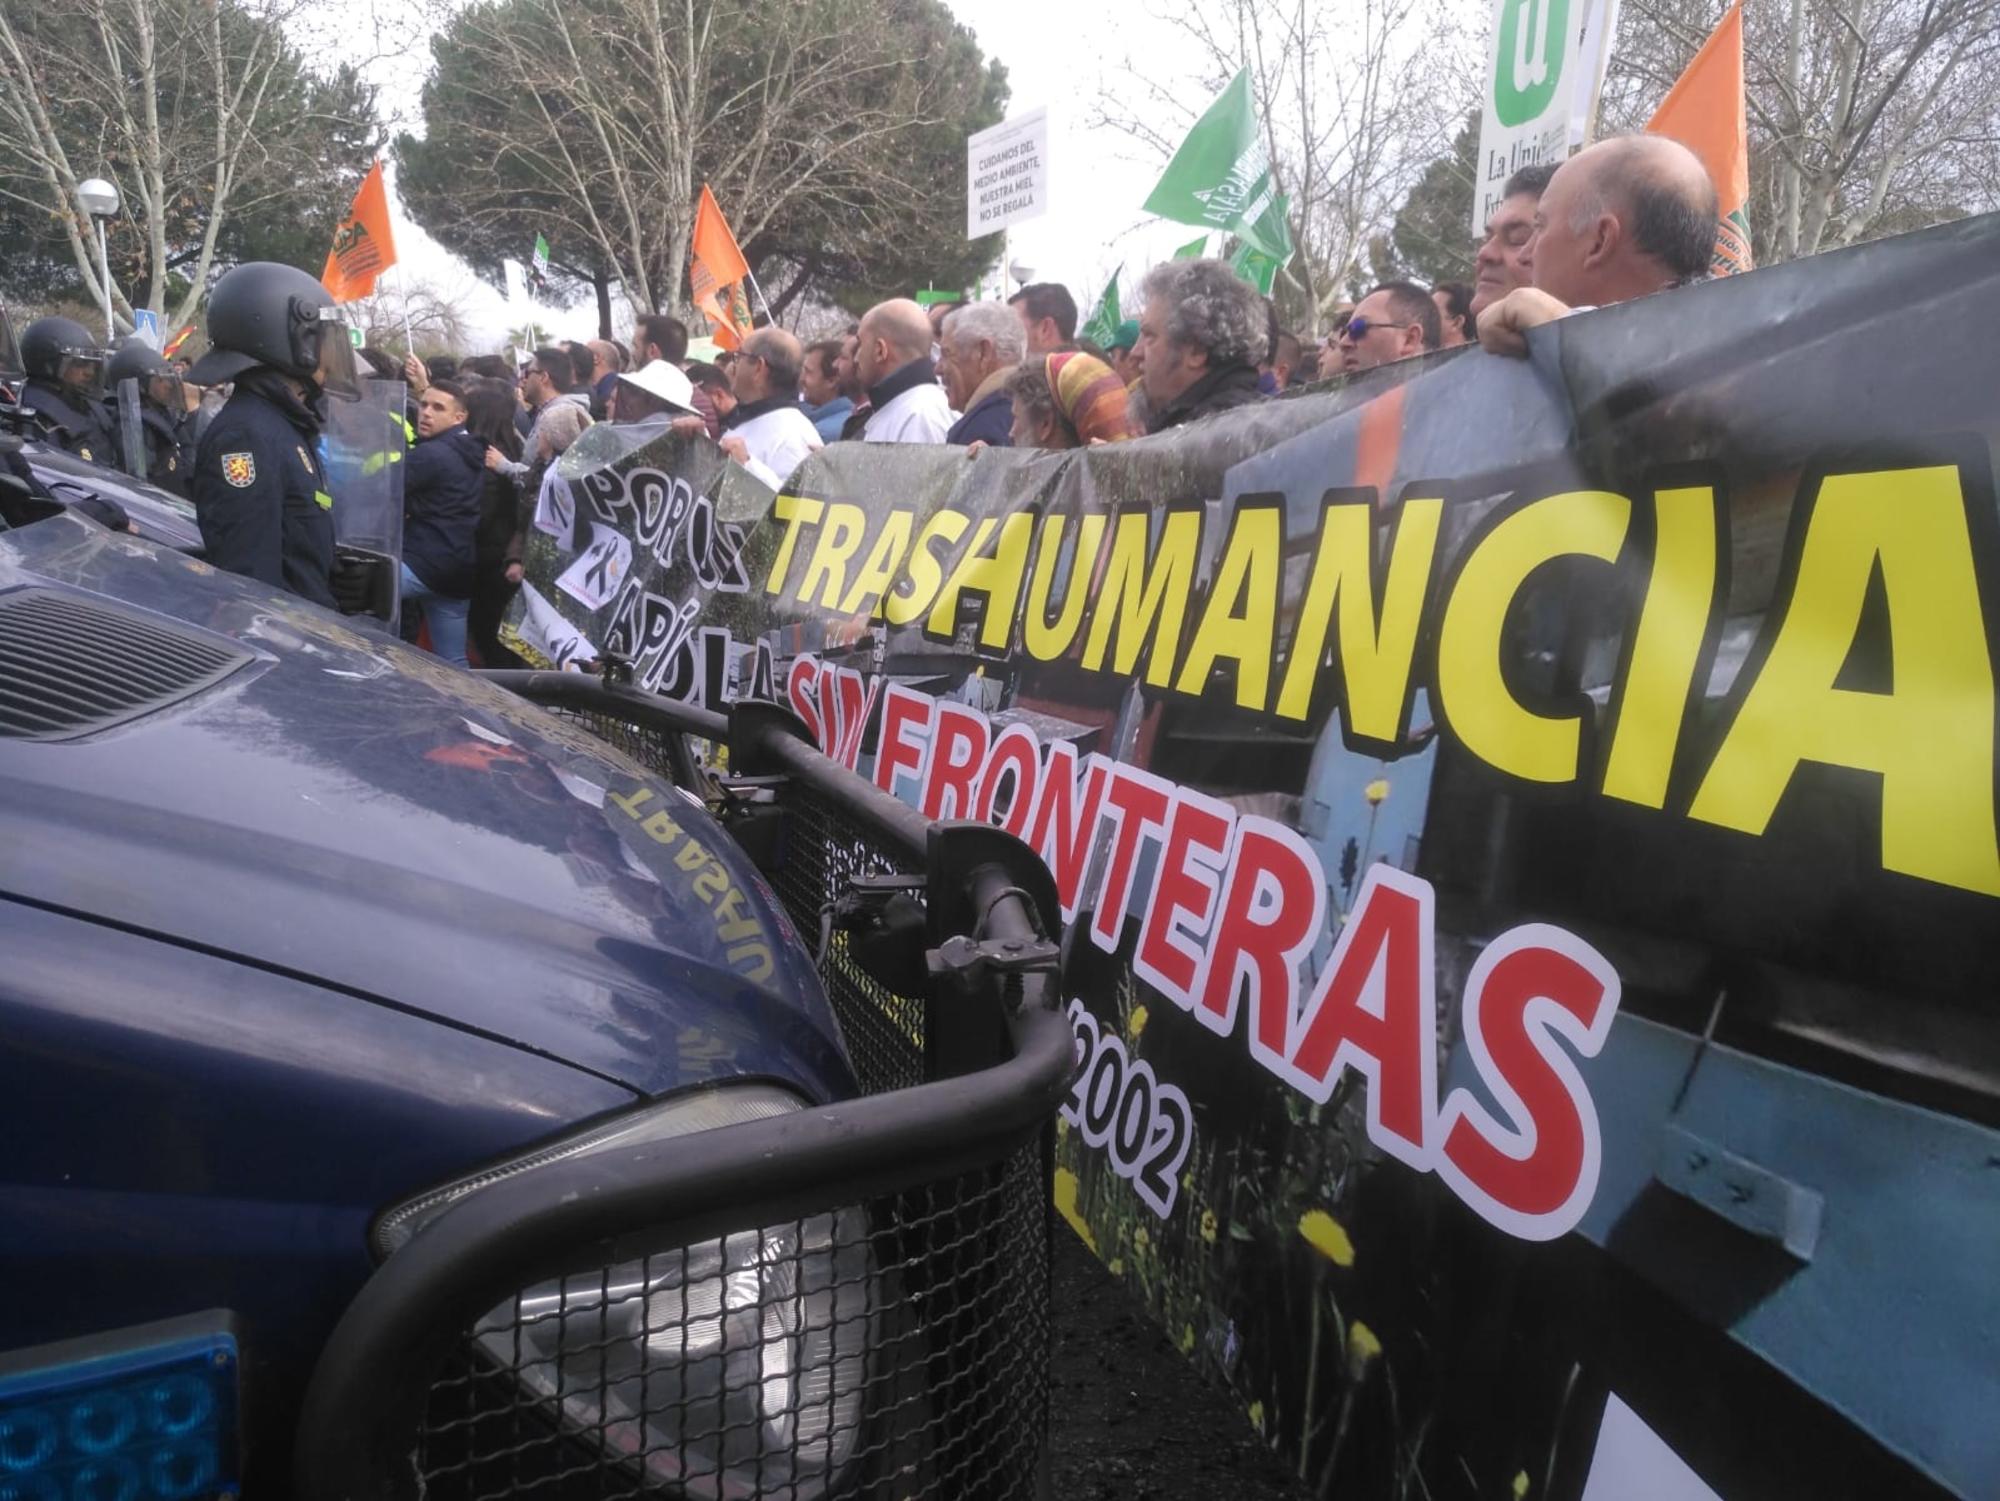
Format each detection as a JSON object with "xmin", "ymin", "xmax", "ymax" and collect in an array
[{"xmin": 374, "ymin": 1087, "xmax": 875, "ymax": 1498}]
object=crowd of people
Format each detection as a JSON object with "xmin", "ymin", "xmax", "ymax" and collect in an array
[{"xmin": 4, "ymin": 131, "xmax": 1721, "ymax": 668}]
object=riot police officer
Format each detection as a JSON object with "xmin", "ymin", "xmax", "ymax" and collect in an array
[
  {"xmin": 103, "ymin": 338, "xmax": 196, "ymax": 496},
  {"xmin": 17, "ymin": 316, "xmax": 114, "ymax": 462},
  {"xmin": 187, "ymin": 263, "xmax": 343, "ymax": 609}
]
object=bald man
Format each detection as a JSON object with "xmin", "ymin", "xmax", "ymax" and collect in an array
[
  {"xmin": 856, "ymin": 297, "xmax": 954, "ymax": 443},
  {"xmin": 717, "ymin": 326, "xmax": 822, "ymax": 487},
  {"xmin": 1478, "ymin": 135, "xmax": 1718, "ymax": 357}
]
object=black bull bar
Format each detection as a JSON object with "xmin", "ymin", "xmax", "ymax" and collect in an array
[{"xmin": 295, "ymin": 673, "xmax": 1076, "ymax": 1500}]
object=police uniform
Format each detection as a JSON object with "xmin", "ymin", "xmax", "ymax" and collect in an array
[
  {"xmin": 17, "ymin": 379, "xmax": 113, "ymax": 463},
  {"xmin": 136, "ymin": 402, "xmax": 197, "ymax": 496},
  {"xmin": 184, "ymin": 262, "xmax": 350, "ymax": 611},
  {"xmin": 192, "ymin": 371, "xmax": 337, "ymax": 609}
]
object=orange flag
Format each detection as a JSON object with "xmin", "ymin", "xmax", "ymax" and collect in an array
[
  {"xmin": 690, "ymin": 184, "xmax": 753, "ymax": 350},
  {"xmin": 1647, "ymin": 3, "xmax": 1752, "ymax": 275},
  {"xmin": 321, "ymin": 160, "xmax": 399, "ymax": 302}
]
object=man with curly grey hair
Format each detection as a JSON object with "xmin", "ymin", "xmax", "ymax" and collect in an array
[{"xmin": 1132, "ymin": 259, "xmax": 1267, "ymax": 434}]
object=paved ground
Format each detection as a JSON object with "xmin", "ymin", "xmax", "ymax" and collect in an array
[{"xmin": 1046, "ymin": 1229, "xmax": 1313, "ymax": 1501}]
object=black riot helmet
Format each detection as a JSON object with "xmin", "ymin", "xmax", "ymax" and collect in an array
[
  {"xmin": 106, "ymin": 337, "xmax": 173, "ymax": 387},
  {"xmin": 187, "ymin": 262, "xmax": 339, "ymax": 385},
  {"xmin": 21, "ymin": 317, "xmax": 104, "ymax": 386}
]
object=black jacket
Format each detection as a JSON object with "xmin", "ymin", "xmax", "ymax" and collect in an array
[
  {"xmin": 193, "ymin": 371, "xmax": 336, "ymax": 609},
  {"xmin": 1145, "ymin": 361, "xmax": 1265, "ymax": 434},
  {"xmin": 945, "ymin": 388, "xmax": 1014, "ymax": 447},
  {"xmin": 101, "ymin": 393, "xmax": 197, "ymax": 497},
  {"xmin": 19, "ymin": 379, "xmax": 114, "ymax": 463},
  {"xmin": 403, "ymin": 423, "xmax": 486, "ymax": 598}
]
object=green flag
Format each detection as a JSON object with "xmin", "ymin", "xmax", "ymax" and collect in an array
[
  {"xmin": 1079, "ymin": 269, "xmax": 1122, "ymax": 346},
  {"xmin": 1144, "ymin": 71, "xmax": 1292, "ymax": 264},
  {"xmin": 1173, "ymin": 234, "xmax": 1209, "ymax": 260},
  {"xmin": 1227, "ymin": 194, "xmax": 1291, "ymax": 294}
]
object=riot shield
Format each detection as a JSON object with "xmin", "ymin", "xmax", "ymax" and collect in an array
[
  {"xmin": 115, "ymin": 377, "xmax": 146, "ymax": 481},
  {"xmin": 323, "ymin": 376, "xmax": 406, "ymax": 628}
]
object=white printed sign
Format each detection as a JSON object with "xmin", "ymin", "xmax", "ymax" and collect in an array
[
  {"xmin": 517, "ymin": 580, "xmax": 596, "ymax": 671},
  {"xmin": 1472, "ymin": 0, "xmax": 1589, "ymax": 234},
  {"xmin": 533, "ymin": 468, "xmax": 578, "ymax": 549},
  {"xmin": 966, "ymin": 108, "xmax": 1048, "ymax": 239},
  {"xmin": 555, "ymin": 523, "xmax": 633, "ymax": 612}
]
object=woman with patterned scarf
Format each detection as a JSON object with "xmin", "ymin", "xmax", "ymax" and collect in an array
[{"xmin": 1000, "ymin": 350, "xmax": 1134, "ymax": 448}]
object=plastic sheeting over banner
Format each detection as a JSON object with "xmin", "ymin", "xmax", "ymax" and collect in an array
[{"xmin": 509, "ymin": 216, "xmax": 2000, "ymax": 1500}]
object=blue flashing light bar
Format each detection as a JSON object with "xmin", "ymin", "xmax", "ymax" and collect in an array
[{"xmin": 0, "ymin": 1313, "xmax": 238, "ymax": 1501}]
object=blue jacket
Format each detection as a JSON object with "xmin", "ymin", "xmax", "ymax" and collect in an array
[
  {"xmin": 945, "ymin": 389, "xmax": 1012, "ymax": 448},
  {"xmin": 193, "ymin": 372, "xmax": 336, "ymax": 609},
  {"xmin": 403, "ymin": 423, "xmax": 486, "ymax": 598},
  {"xmin": 802, "ymin": 396, "xmax": 853, "ymax": 444}
]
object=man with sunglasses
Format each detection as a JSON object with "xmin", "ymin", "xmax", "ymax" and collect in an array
[
  {"xmin": 487, "ymin": 346, "xmax": 591, "ymax": 484},
  {"xmin": 1323, "ymin": 282, "xmax": 1440, "ymax": 378}
]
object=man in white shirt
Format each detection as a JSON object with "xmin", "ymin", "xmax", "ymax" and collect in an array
[
  {"xmin": 856, "ymin": 298, "xmax": 954, "ymax": 443},
  {"xmin": 1478, "ymin": 135, "xmax": 1716, "ymax": 357},
  {"xmin": 716, "ymin": 328, "xmax": 823, "ymax": 487}
]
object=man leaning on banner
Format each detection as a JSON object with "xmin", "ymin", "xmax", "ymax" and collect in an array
[{"xmin": 1478, "ymin": 5, "xmax": 1745, "ymax": 358}]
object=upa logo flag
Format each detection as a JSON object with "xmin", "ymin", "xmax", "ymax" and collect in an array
[
  {"xmin": 1648, "ymin": 2, "xmax": 1753, "ymax": 275},
  {"xmin": 321, "ymin": 160, "xmax": 398, "ymax": 303},
  {"xmin": 689, "ymin": 185, "xmax": 753, "ymax": 351}
]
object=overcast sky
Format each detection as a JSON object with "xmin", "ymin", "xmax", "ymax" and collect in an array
[{"xmin": 369, "ymin": 0, "xmax": 1220, "ymax": 349}]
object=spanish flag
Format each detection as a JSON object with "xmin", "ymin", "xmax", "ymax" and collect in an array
[
  {"xmin": 322, "ymin": 161, "xmax": 399, "ymax": 302},
  {"xmin": 1647, "ymin": 3, "xmax": 1752, "ymax": 275},
  {"xmin": 690, "ymin": 184, "xmax": 753, "ymax": 350}
]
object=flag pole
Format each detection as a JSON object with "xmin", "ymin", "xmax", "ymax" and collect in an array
[
  {"xmin": 744, "ymin": 269, "xmax": 773, "ymax": 325},
  {"xmin": 396, "ymin": 261, "xmax": 417, "ymax": 357}
]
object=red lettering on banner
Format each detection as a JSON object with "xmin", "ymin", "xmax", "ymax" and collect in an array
[
  {"xmin": 922, "ymin": 702, "xmax": 992, "ymax": 819},
  {"xmin": 874, "ymin": 683, "xmax": 932, "ymax": 797},
  {"xmin": 1027, "ymin": 743, "xmax": 1112, "ymax": 921},
  {"xmin": 1285, "ymin": 867, "xmax": 1437, "ymax": 1167},
  {"xmin": 786, "ymin": 657, "xmax": 821, "ymax": 743},
  {"xmin": 1189, "ymin": 818, "xmax": 1324, "ymax": 1071},
  {"xmin": 1436, "ymin": 926, "xmax": 1620, "ymax": 1241},
  {"xmin": 816, "ymin": 664, "xmax": 877, "ymax": 769},
  {"xmin": 1133, "ymin": 789, "xmax": 1233, "ymax": 1006},
  {"xmin": 974, "ymin": 723, "xmax": 1043, "ymax": 836},
  {"xmin": 1090, "ymin": 765, "xmax": 1175, "ymax": 952}
]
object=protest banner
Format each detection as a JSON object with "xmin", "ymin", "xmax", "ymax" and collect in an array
[
  {"xmin": 507, "ymin": 215, "xmax": 2000, "ymax": 1500},
  {"xmin": 966, "ymin": 109, "xmax": 1049, "ymax": 240}
]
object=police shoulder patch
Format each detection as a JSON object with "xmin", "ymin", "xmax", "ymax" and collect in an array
[{"xmin": 221, "ymin": 451, "xmax": 256, "ymax": 488}]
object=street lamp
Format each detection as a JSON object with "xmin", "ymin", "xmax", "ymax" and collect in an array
[
  {"xmin": 1008, "ymin": 260, "xmax": 1035, "ymax": 289},
  {"xmin": 77, "ymin": 177, "xmax": 119, "ymax": 345}
]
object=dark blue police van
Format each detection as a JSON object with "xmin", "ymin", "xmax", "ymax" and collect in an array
[{"xmin": 0, "ymin": 501, "xmax": 1070, "ymax": 1500}]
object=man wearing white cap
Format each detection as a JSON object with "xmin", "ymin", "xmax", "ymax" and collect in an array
[
  {"xmin": 713, "ymin": 327, "xmax": 822, "ymax": 488},
  {"xmin": 611, "ymin": 359, "xmax": 702, "ymax": 422}
]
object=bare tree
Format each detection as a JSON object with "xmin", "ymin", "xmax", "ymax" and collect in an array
[
  {"xmin": 0, "ymin": 0, "xmax": 388, "ymax": 333},
  {"xmin": 1602, "ymin": 0, "xmax": 2000, "ymax": 260},
  {"xmin": 1096, "ymin": 0, "xmax": 1479, "ymax": 335},
  {"xmin": 409, "ymin": 0, "xmax": 1001, "ymax": 318},
  {"xmin": 345, "ymin": 270, "xmax": 485, "ymax": 356}
]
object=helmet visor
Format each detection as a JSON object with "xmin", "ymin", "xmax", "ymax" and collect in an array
[
  {"xmin": 311, "ymin": 308, "xmax": 364, "ymax": 402},
  {"xmin": 56, "ymin": 349, "xmax": 106, "ymax": 399}
]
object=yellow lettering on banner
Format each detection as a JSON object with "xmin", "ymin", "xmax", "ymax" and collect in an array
[
  {"xmin": 1437, "ymin": 491, "xmax": 1631, "ymax": 783},
  {"xmin": 1274, "ymin": 498, "xmax": 1442, "ymax": 739},
  {"xmin": 1176, "ymin": 506, "xmax": 1281, "ymax": 708},
  {"xmin": 798, "ymin": 502, "xmax": 869, "ymax": 609},
  {"xmin": 839, "ymin": 509, "xmax": 916, "ymax": 617},
  {"xmin": 1602, "ymin": 486, "xmax": 1719, "ymax": 808},
  {"xmin": 1023, "ymin": 514, "xmax": 1108, "ymax": 660},
  {"xmin": 882, "ymin": 510, "xmax": 972, "ymax": 626},
  {"xmin": 928, "ymin": 511, "xmax": 1037, "ymax": 647},
  {"xmin": 1081, "ymin": 509, "xmax": 1202, "ymax": 686},
  {"xmin": 764, "ymin": 495, "xmax": 823, "ymax": 595},
  {"xmin": 1689, "ymin": 465, "xmax": 2000, "ymax": 896}
]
